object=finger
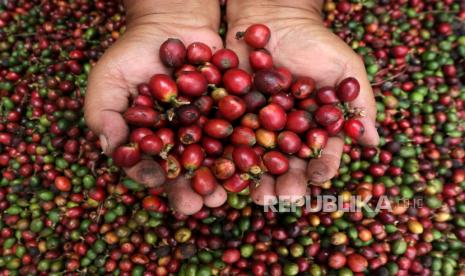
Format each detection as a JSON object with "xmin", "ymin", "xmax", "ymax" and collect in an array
[
  {"xmin": 203, "ymin": 185, "xmax": 227, "ymax": 208},
  {"xmin": 85, "ymin": 32, "xmax": 222, "ymax": 154},
  {"xmin": 275, "ymin": 157, "xmax": 308, "ymax": 204},
  {"xmin": 166, "ymin": 176, "xmax": 203, "ymax": 215},
  {"xmin": 307, "ymin": 136, "xmax": 344, "ymax": 184},
  {"xmin": 343, "ymin": 58, "xmax": 379, "ymax": 146},
  {"xmin": 84, "ymin": 60, "xmax": 132, "ymax": 155},
  {"xmin": 250, "ymin": 173, "xmax": 277, "ymax": 205},
  {"xmin": 124, "ymin": 158, "xmax": 166, "ymax": 188},
  {"xmin": 288, "ymin": 156, "xmax": 307, "ymax": 171},
  {"xmin": 83, "ymin": 32, "xmax": 155, "ymax": 154}
]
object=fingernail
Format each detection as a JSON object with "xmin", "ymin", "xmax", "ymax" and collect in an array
[
  {"xmin": 307, "ymin": 162, "xmax": 329, "ymax": 184},
  {"xmin": 310, "ymin": 172, "xmax": 328, "ymax": 184},
  {"xmin": 136, "ymin": 161, "xmax": 166, "ymax": 187},
  {"xmin": 99, "ymin": 134, "xmax": 109, "ymax": 154}
]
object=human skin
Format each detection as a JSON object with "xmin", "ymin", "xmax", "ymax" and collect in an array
[
  {"xmin": 84, "ymin": 0, "xmax": 379, "ymax": 213},
  {"xmin": 84, "ymin": 0, "xmax": 223, "ymax": 214},
  {"xmin": 226, "ymin": 0, "xmax": 379, "ymax": 204}
]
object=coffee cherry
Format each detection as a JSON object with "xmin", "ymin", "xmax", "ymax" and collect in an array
[
  {"xmin": 159, "ymin": 38, "xmax": 186, "ymax": 68},
  {"xmin": 337, "ymin": 77, "xmax": 360, "ymax": 102},
  {"xmin": 314, "ymin": 105, "xmax": 343, "ymax": 127},
  {"xmin": 242, "ymin": 24, "xmax": 271, "ymax": 48},
  {"xmin": 223, "ymin": 68, "xmax": 252, "ymax": 95},
  {"xmin": 344, "ymin": 118, "xmax": 365, "ymax": 140},
  {"xmin": 186, "ymin": 42, "xmax": 212, "ymax": 64}
]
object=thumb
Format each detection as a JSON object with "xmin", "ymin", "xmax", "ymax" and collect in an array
[
  {"xmin": 84, "ymin": 61, "xmax": 131, "ymax": 155},
  {"xmin": 84, "ymin": 57, "xmax": 165, "ymax": 187}
]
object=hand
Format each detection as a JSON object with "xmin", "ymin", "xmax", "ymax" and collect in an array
[
  {"xmin": 84, "ymin": 0, "xmax": 224, "ymax": 214},
  {"xmin": 226, "ymin": 1, "xmax": 379, "ymax": 204}
]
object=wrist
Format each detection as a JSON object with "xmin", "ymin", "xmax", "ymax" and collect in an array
[
  {"xmin": 227, "ymin": 0, "xmax": 323, "ymax": 27},
  {"xmin": 124, "ymin": 0, "xmax": 220, "ymax": 32}
]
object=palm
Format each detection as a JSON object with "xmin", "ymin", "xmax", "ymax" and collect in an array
[
  {"xmin": 227, "ymin": 17, "xmax": 377, "ymax": 143},
  {"xmin": 96, "ymin": 26, "xmax": 223, "ymax": 93},
  {"xmin": 269, "ymin": 25, "xmax": 358, "ymax": 86},
  {"xmin": 85, "ymin": 24, "xmax": 224, "ymax": 214},
  {"xmin": 86, "ymin": 24, "xmax": 223, "ymax": 151},
  {"xmin": 228, "ymin": 20, "xmax": 363, "ymax": 87},
  {"xmin": 226, "ymin": 17, "xmax": 378, "ymax": 204}
]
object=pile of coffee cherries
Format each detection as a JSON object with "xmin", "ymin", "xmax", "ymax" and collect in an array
[{"xmin": 114, "ymin": 24, "xmax": 364, "ymax": 199}]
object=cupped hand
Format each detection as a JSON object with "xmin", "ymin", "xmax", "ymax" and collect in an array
[
  {"xmin": 226, "ymin": 1, "xmax": 379, "ymax": 204},
  {"xmin": 84, "ymin": 3, "xmax": 224, "ymax": 215}
]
